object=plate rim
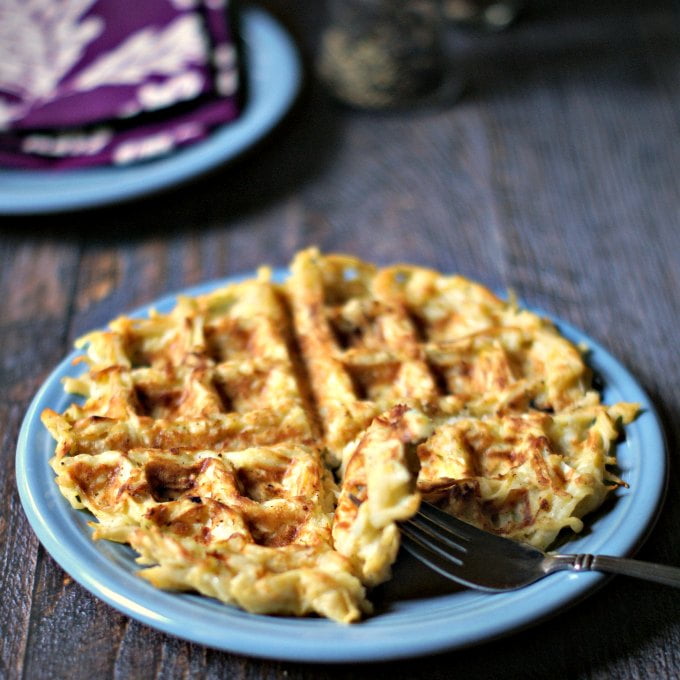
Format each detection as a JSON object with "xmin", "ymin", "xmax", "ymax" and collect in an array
[
  {"xmin": 0, "ymin": 6, "xmax": 302, "ymax": 215},
  {"xmin": 16, "ymin": 271, "xmax": 668, "ymax": 663}
]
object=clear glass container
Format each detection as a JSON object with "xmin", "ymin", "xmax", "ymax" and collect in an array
[{"xmin": 317, "ymin": 0, "xmax": 445, "ymax": 109}]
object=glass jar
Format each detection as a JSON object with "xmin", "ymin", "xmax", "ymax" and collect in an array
[{"xmin": 317, "ymin": 0, "xmax": 445, "ymax": 109}]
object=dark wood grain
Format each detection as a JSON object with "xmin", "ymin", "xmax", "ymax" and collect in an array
[
  {"xmin": 2, "ymin": 0, "xmax": 679, "ymax": 678},
  {"xmin": 0, "ymin": 235, "xmax": 81, "ymax": 680}
]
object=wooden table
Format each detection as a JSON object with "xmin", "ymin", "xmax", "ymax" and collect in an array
[{"xmin": 2, "ymin": 1, "xmax": 679, "ymax": 677}]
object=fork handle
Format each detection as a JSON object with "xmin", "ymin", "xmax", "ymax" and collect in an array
[{"xmin": 547, "ymin": 554, "xmax": 680, "ymax": 588}]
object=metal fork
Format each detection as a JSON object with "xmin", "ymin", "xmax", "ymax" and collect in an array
[{"xmin": 399, "ymin": 501, "xmax": 680, "ymax": 590}]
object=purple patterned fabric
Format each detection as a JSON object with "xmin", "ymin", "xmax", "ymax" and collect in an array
[{"xmin": 0, "ymin": 0, "xmax": 242, "ymax": 168}]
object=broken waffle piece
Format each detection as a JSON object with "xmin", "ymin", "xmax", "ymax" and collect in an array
[
  {"xmin": 417, "ymin": 399, "xmax": 638, "ymax": 550},
  {"xmin": 51, "ymin": 443, "xmax": 371, "ymax": 623},
  {"xmin": 333, "ymin": 405, "xmax": 433, "ymax": 586}
]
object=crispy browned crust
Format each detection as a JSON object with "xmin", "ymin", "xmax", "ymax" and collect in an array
[{"xmin": 42, "ymin": 248, "xmax": 638, "ymax": 622}]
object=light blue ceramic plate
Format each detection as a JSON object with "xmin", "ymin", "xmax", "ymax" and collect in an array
[
  {"xmin": 0, "ymin": 8, "xmax": 302, "ymax": 215},
  {"xmin": 16, "ymin": 273, "xmax": 667, "ymax": 662}
]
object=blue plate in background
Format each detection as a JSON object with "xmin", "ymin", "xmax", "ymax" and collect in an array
[
  {"xmin": 0, "ymin": 8, "xmax": 302, "ymax": 215},
  {"xmin": 16, "ymin": 273, "xmax": 667, "ymax": 662}
]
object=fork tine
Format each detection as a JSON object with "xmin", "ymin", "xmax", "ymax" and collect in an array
[
  {"xmin": 418, "ymin": 502, "xmax": 530, "ymax": 554},
  {"xmin": 401, "ymin": 528, "xmax": 513, "ymax": 591},
  {"xmin": 401, "ymin": 521, "xmax": 513, "ymax": 591},
  {"xmin": 416, "ymin": 502, "xmax": 478, "ymax": 542},
  {"xmin": 407, "ymin": 514, "xmax": 469, "ymax": 555},
  {"xmin": 400, "ymin": 519, "xmax": 466, "ymax": 565},
  {"xmin": 400, "ymin": 527, "xmax": 471, "ymax": 585}
]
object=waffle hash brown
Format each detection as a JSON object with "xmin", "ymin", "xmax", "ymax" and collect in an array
[{"xmin": 42, "ymin": 248, "xmax": 638, "ymax": 622}]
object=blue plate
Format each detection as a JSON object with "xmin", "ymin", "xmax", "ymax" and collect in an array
[
  {"xmin": 0, "ymin": 8, "xmax": 302, "ymax": 215},
  {"xmin": 16, "ymin": 273, "xmax": 667, "ymax": 662}
]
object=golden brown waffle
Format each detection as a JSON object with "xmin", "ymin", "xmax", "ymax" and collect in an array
[
  {"xmin": 333, "ymin": 405, "xmax": 433, "ymax": 585},
  {"xmin": 43, "ymin": 272, "xmax": 317, "ymax": 459},
  {"xmin": 288, "ymin": 248, "xmax": 596, "ymax": 466},
  {"xmin": 51, "ymin": 443, "xmax": 371, "ymax": 622},
  {"xmin": 416, "ymin": 399, "xmax": 638, "ymax": 549},
  {"xmin": 42, "ymin": 248, "xmax": 637, "ymax": 622}
]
